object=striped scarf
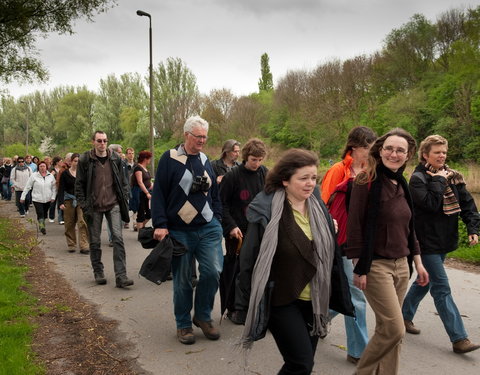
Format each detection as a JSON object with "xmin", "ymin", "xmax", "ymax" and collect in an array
[{"xmin": 425, "ymin": 163, "xmax": 463, "ymax": 215}]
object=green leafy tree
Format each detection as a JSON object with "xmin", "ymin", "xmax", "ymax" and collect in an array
[
  {"xmin": 258, "ymin": 53, "xmax": 274, "ymax": 92},
  {"xmin": 152, "ymin": 57, "xmax": 200, "ymax": 139},
  {"xmin": 0, "ymin": 0, "xmax": 117, "ymax": 83},
  {"xmin": 93, "ymin": 73, "xmax": 147, "ymax": 140},
  {"xmin": 53, "ymin": 88, "xmax": 96, "ymax": 145}
]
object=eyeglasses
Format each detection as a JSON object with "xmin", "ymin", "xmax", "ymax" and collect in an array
[
  {"xmin": 18, "ymin": 160, "xmax": 24, "ymax": 163},
  {"xmin": 187, "ymin": 131, "xmax": 208, "ymax": 140},
  {"xmin": 382, "ymin": 146, "xmax": 408, "ymax": 155},
  {"xmin": 95, "ymin": 139, "xmax": 108, "ymax": 143}
]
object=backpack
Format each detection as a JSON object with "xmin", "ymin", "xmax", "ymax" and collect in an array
[{"xmin": 326, "ymin": 178, "xmax": 353, "ymax": 246}]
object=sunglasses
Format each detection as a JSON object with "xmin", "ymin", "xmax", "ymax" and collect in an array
[{"xmin": 95, "ymin": 139, "xmax": 108, "ymax": 143}]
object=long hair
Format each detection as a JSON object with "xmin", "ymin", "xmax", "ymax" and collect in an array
[
  {"xmin": 264, "ymin": 149, "xmax": 318, "ymax": 194},
  {"xmin": 356, "ymin": 128, "xmax": 416, "ymax": 185},
  {"xmin": 341, "ymin": 126, "xmax": 377, "ymax": 159}
]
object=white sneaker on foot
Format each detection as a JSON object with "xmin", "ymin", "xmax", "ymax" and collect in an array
[{"xmin": 49, "ymin": 219, "xmax": 55, "ymax": 223}]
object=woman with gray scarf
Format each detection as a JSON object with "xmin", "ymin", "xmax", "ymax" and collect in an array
[{"xmin": 236, "ymin": 149, "xmax": 344, "ymax": 375}]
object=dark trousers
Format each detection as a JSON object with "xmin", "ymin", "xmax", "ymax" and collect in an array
[
  {"xmin": 33, "ymin": 201, "xmax": 50, "ymax": 221},
  {"xmin": 15, "ymin": 191, "xmax": 26, "ymax": 215},
  {"xmin": 268, "ymin": 300, "xmax": 319, "ymax": 375}
]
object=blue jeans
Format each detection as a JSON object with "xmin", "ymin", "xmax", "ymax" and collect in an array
[
  {"xmin": 330, "ymin": 256, "xmax": 369, "ymax": 358},
  {"xmin": 169, "ymin": 218, "xmax": 223, "ymax": 329},
  {"xmin": 2, "ymin": 182, "xmax": 11, "ymax": 200},
  {"xmin": 402, "ymin": 253, "xmax": 467, "ymax": 343},
  {"xmin": 87, "ymin": 204, "xmax": 127, "ymax": 278}
]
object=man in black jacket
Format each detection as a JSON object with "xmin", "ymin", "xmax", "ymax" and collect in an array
[
  {"xmin": 402, "ymin": 134, "xmax": 480, "ymax": 354},
  {"xmin": 75, "ymin": 131, "xmax": 133, "ymax": 288}
]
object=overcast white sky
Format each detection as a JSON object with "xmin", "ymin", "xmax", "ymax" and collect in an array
[{"xmin": 4, "ymin": 0, "xmax": 478, "ymax": 98}]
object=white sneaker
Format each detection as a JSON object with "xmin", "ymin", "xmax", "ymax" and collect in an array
[
  {"xmin": 49, "ymin": 219, "xmax": 55, "ymax": 223},
  {"xmin": 59, "ymin": 221, "xmax": 65, "ymax": 225},
  {"xmin": 20, "ymin": 214, "xmax": 25, "ymax": 218}
]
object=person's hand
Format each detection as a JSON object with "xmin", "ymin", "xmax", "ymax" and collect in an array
[
  {"xmin": 146, "ymin": 192, "xmax": 152, "ymax": 200},
  {"xmin": 216, "ymin": 175, "xmax": 223, "ymax": 184},
  {"xmin": 353, "ymin": 274, "xmax": 367, "ymax": 290},
  {"xmin": 469, "ymin": 234, "xmax": 478, "ymax": 246},
  {"xmin": 333, "ymin": 219, "xmax": 338, "ymax": 233},
  {"xmin": 20, "ymin": 199, "xmax": 25, "ymax": 204},
  {"xmin": 415, "ymin": 264, "xmax": 429, "ymax": 286},
  {"xmin": 426, "ymin": 169, "xmax": 450, "ymax": 179},
  {"xmin": 229, "ymin": 227, "xmax": 243, "ymax": 239},
  {"xmin": 60, "ymin": 204, "xmax": 65, "ymax": 210},
  {"xmin": 153, "ymin": 228, "xmax": 169, "ymax": 241}
]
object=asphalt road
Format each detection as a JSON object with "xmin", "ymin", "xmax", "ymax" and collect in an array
[{"xmin": 23, "ymin": 210, "xmax": 480, "ymax": 375}]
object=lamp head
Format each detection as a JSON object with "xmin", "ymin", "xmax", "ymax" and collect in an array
[{"xmin": 136, "ymin": 10, "xmax": 151, "ymax": 18}]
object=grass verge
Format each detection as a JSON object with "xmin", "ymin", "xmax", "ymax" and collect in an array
[{"xmin": 0, "ymin": 217, "xmax": 44, "ymax": 375}]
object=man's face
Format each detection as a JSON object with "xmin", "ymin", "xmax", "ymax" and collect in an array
[
  {"xmin": 17, "ymin": 159, "xmax": 25, "ymax": 166},
  {"xmin": 227, "ymin": 145, "xmax": 240, "ymax": 163},
  {"xmin": 25, "ymin": 156, "xmax": 32, "ymax": 163},
  {"xmin": 93, "ymin": 133, "xmax": 108, "ymax": 154},
  {"xmin": 126, "ymin": 149, "xmax": 134, "ymax": 162},
  {"xmin": 184, "ymin": 126, "xmax": 208, "ymax": 154}
]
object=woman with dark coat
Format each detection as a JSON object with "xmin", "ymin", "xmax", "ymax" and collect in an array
[
  {"xmin": 402, "ymin": 134, "xmax": 480, "ymax": 354},
  {"xmin": 237, "ymin": 149, "xmax": 353, "ymax": 375}
]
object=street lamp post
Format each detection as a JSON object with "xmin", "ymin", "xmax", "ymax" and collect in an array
[
  {"xmin": 20, "ymin": 100, "xmax": 29, "ymax": 155},
  {"xmin": 136, "ymin": 9, "xmax": 155, "ymax": 174}
]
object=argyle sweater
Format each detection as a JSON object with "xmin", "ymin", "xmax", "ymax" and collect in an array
[{"xmin": 151, "ymin": 145, "xmax": 222, "ymax": 230}]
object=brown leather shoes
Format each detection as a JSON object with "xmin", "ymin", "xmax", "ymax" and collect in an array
[
  {"xmin": 347, "ymin": 354, "xmax": 360, "ymax": 364},
  {"xmin": 404, "ymin": 320, "xmax": 421, "ymax": 334},
  {"xmin": 177, "ymin": 327, "xmax": 195, "ymax": 345},
  {"xmin": 453, "ymin": 338, "xmax": 480, "ymax": 354},
  {"xmin": 193, "ymin": 317, "xmax": 220, "ymax": 340}
]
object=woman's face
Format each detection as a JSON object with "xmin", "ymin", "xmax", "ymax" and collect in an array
[
  {"xmin": 38, "ymin": 163, "xmax": 47, "ymax": 174},
  {"xmin": 282, "ymin": 165, "xmax": 318, "ymax": 203},
  {"xmin": 423, "ymin": 144, "xmax": 447, "ymax": 170},
  {"xmin": 71, "ymin": 157, "xmax": 79, "ymax": 167},
  {"xmin": 352, "ymin": 143, "xmax": 373, "ymax": 163},
  {"xmin": 380, "ymin": 135, "xmax": 409, "ymax": 172}
]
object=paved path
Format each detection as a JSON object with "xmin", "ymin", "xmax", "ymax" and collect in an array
[{"xmin": 12, "ymin": 202, "xmax": 480, "ymax": 375}]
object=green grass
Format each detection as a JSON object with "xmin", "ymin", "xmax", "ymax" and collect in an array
[
  {"xmin": 446, "ymin": 218, "xmax": 480, "ymax": 264},
  {"xmin": 0, "ymin": 217, "xmax": 44, "ymax": 375}
]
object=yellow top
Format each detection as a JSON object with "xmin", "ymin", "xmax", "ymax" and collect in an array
[{"xmin": 291, "ymin": 207, "xmax": 313, "ymax": 301}]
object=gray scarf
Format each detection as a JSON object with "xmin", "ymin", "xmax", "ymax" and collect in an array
[{"xmin": 240, "ymin": 189, "xmax": 335, "ymax": 349}]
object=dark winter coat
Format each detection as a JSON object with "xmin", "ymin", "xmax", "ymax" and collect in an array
[{"xmin": 409, "ymin": 163, "xmax": 480, "ymax": 254}]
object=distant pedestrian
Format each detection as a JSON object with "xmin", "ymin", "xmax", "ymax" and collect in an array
[
  {"xmin": 402, "ymin": 134, "xmax": 480, "ymax": 354},
  {"xmin": 57, "ymin": 153, "xmax": 89, "ymax": 254},
  {"xmin": 49, "ymin": 156, "xmax": 64, "ymax": 224},
  {"xmin": 75, "ymin": 131, "xmax": 133, "ymax": 288},
  {"xmin": 132, "ymin": 150, "xmax": 153, "ymax": 231},
  {"xmin": 21, "ymin": 161, "xmax": 57, "ymax": 235},
  {"xmin": 1, "ymin": 157, "xmax": 13, "ymax": 200},
  {"xmin": 151, "ymin": 116, "xmax": 223, "ymax": 345},
  {"xmin": 211, "ymin": 139, "xmax": 241, "ymax": 184},
  {"xmin": 10, "ymin": 156, "xmax": 32, "ymax": 217}
]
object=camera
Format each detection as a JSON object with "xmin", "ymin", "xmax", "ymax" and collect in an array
[{"xmin": 190, "ymin": 176, "xmax": 209, "ymax": 193}]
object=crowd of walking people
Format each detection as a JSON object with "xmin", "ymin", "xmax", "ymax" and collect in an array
[{"xmin": 1, "ymin": 116, "xmax": 479, "ymax": 375}]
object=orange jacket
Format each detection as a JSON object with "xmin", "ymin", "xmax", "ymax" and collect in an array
[{"xmin": 320, "ymin": 152, "xmax": 353, "ymax": 204}]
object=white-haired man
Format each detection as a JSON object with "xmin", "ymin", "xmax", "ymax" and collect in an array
[{"xmin": 151, "ymin": 116, "xmax": 223, "ymax": 345}]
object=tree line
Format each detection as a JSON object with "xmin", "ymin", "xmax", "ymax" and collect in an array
[{"xmin": 1, "ymin": 6, "xmax": 479, "ymax": 164}]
